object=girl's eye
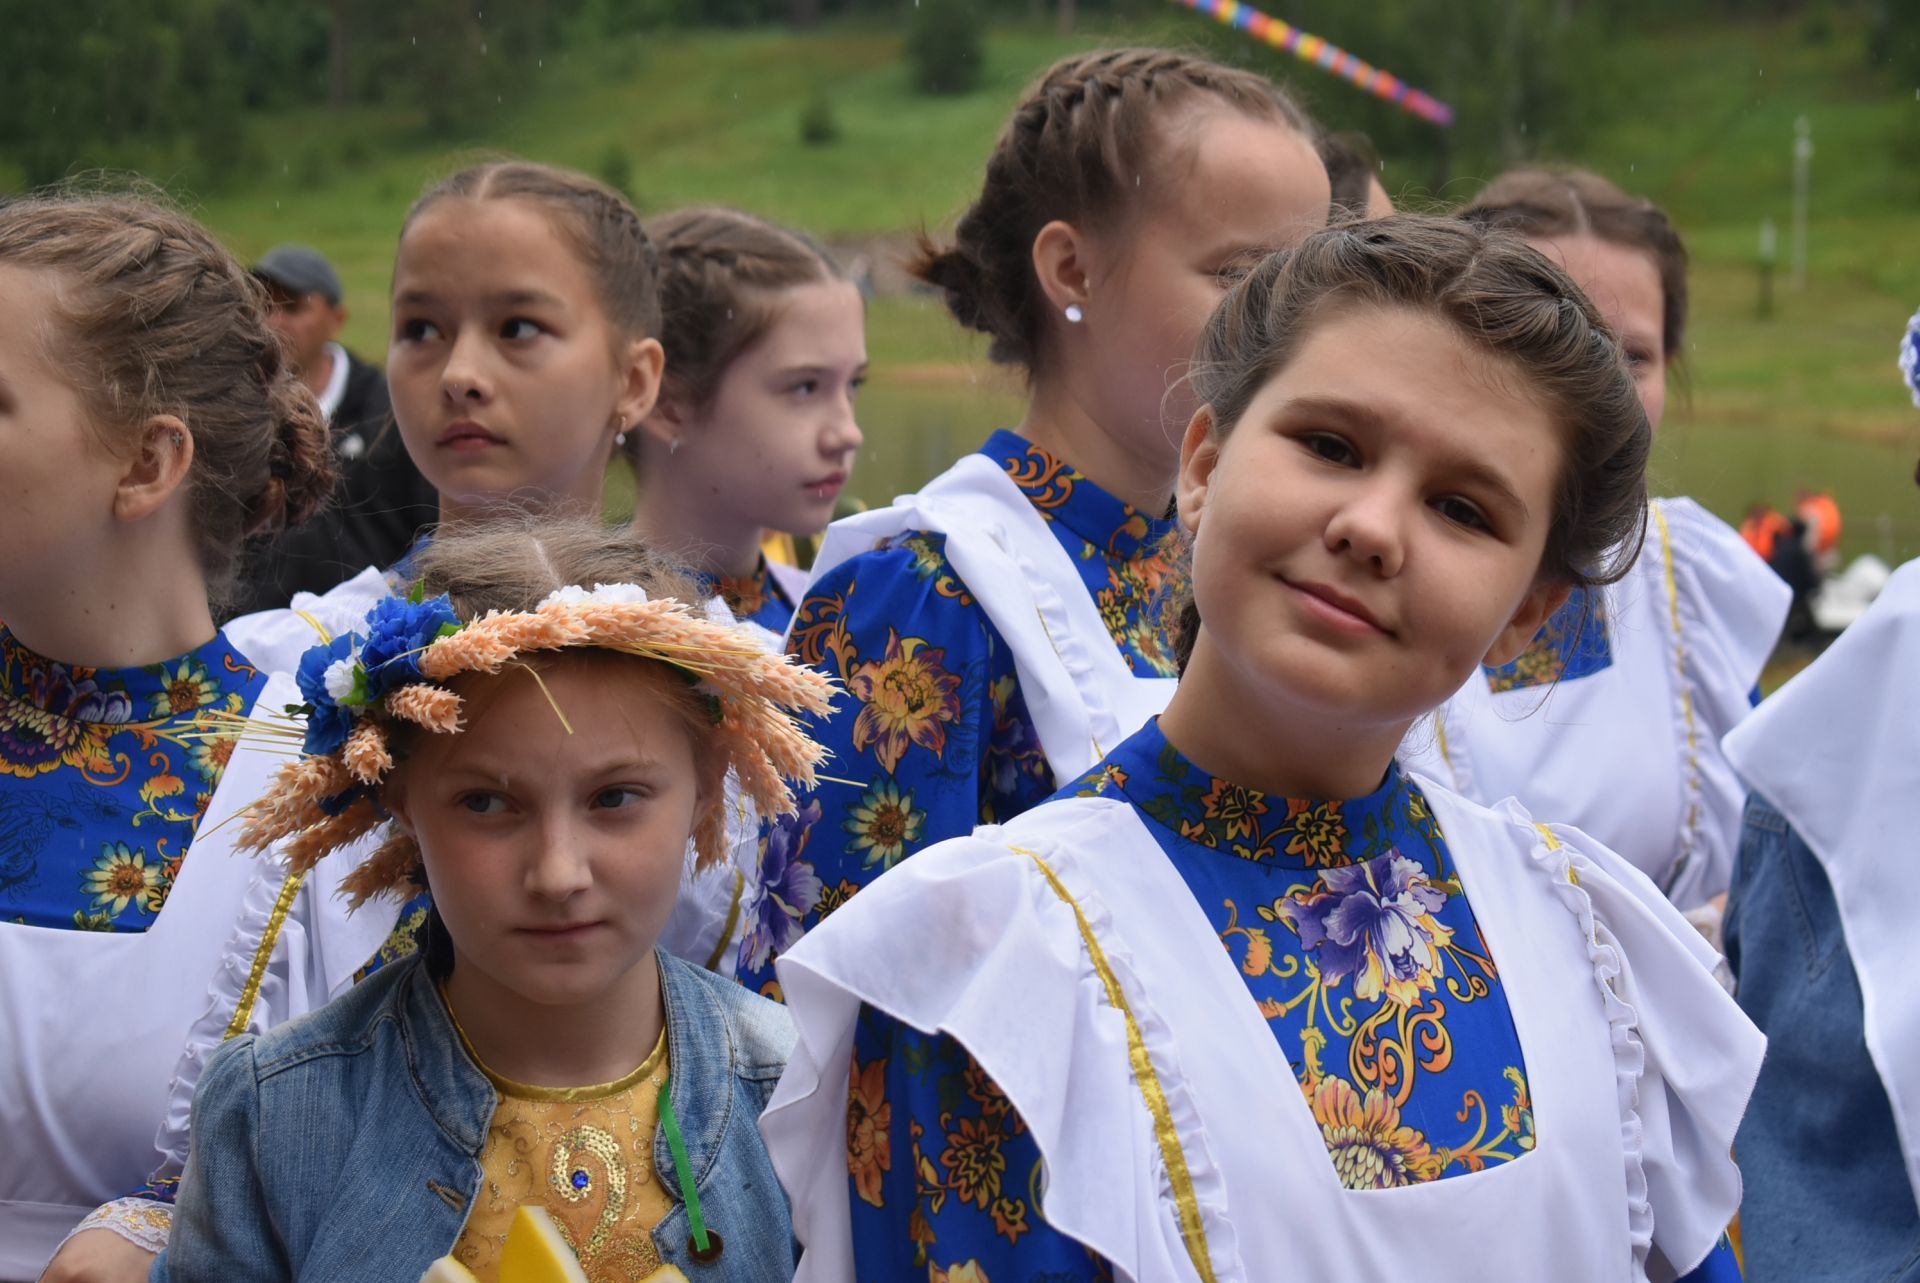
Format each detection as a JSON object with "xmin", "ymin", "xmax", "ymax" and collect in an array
[
  {"xmin": 398, "ymin": 318, "xmax": 442, "ymax": 342},
  {"xmin": 1626, "ymin": 349, "xmax": 1656, "ymax": 370},
  {"xmin": 592, "ymin": 786, "xmax": 646, "ymax": 810},
  {"xmin": 501, "ymin": 318, "xmax": 545, "ymax": 341},
  {"xmin": 792, "ymin": 379, "xmax": 820, "ymax": 397},
  {"xmin": 459, "ymin": 792, "xmax": 507, "ymax": 815},
  {"xmin": 1299, "ymin": 432, "xmax": 1357, "ymax": 466},
  {"xmin": 849, "ymin": 376, "xmax": 868, "ymax": 397},
  {"xmin": 1435, "ymin": 496, "xmax": 1492, "ymax": 532}
]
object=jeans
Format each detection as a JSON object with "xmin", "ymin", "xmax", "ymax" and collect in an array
[{"xmin": 1725, "ymin": 793, "xmax": 1920, "ymax": 1282}]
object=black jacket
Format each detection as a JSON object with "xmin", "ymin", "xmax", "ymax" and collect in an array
[{"xmin": 228, "ymin": 350, "xmax": 438, "ymax": 617}]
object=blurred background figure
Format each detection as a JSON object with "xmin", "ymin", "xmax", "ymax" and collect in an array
[{"xmin": 230, "ymin": 243, "xmax": 437, "ymax": 614}]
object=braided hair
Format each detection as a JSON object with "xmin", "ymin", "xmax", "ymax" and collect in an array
[
  {"xmin": 910, "ymin": 47, "xmax": 1317, "ymax": 378},
  {"xmin": 645, "ymin": 205, "xmax": 845, "ymax": 413},
  {"xmin": 0, "ymin": 187, "xmax": 335, "ymax": 607}
]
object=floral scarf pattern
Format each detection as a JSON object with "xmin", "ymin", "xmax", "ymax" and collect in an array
[{"xmin": 0, "ymin": 627, "xmax": 265, "ymax": 931}]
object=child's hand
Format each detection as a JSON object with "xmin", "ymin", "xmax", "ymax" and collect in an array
[{"xmin": 36, "ymin": 1229, "xmax": 157, "ymax": 1283}]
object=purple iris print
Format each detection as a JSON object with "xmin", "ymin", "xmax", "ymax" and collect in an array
[
  {"xmin": 1279, "ymin": 853, "xmax": 1451, "ymax": 1004},
  {"xmin": 739, "ymin": 800, "xmax": 824, "ymax": 975}
]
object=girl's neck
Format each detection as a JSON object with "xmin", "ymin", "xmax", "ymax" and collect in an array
[
  {"xmin": 1018, "ymin": 375, "xmax": 1178, "ymax": 516},
  {"xmin": 436, "ymin": 480, "xmax": 605, "ymax": 531},
  {"xmin": 6, "ymin": 530, "xmax": 216, "ymax": 670},
  {"xmin": 444, "ymin": 948, "xmax": 665, "ymax": 1090},
  {"xmin": 628, "ymin": 473, "xmax": 763, "ymax": 580},
  {"xmin": 1158, "ymin": 639, "xmax": 1410, "ymax": 800}
]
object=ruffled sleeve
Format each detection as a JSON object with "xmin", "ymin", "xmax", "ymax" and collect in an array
[
  {"xmin": 148, "ymin": 825, "xmax": 400, "ymax": 1190},
  {"xmin": 1515, "ymin": 807, "xmax": 1765, "ymax": 1281},
  {"xmin": 221, "ymin": 564, "xmax": 392, "ymax": 676},
  {"xmin": 1650, "ymin": 497, "xmax": 1791, "ymax": 910}
]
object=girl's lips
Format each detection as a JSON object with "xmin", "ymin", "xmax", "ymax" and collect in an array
[
  {"xmin": 516, "ymin": 920, "xmax": 605, "ymax": 941},
  {"xmin": 438, "ymin": 422, "xmax": 504, "ymax": 452},
  {"xmin": 1282, "ymin": 576, "xmax": 1392, "ymax": 637},
  {"xmin": 805, "ymin": 473, "xmax": 847, "ymax": 499}
]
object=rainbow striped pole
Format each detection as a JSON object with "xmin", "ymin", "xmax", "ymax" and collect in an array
[{"xmin": 1170, "ymin": 0, "xmax": 1455, "ymax": 128}]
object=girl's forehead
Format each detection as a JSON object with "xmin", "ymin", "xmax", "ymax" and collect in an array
[{"xmin": 395, "ymin": 198, "xmax": 592, "ymax": 294}]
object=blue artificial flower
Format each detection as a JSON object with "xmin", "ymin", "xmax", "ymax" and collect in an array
[
  {"xmin": 295, "ymin": 632, "xmax": 364, "ymax": 757},
  {"xmin": 357, "ymin": 594, "xmax": 463, "ymax": 698}
]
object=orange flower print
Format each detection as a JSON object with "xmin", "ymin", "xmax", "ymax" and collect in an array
[
  {"xmin": 847, "ymin": 1054, "xmax": 893, "ymax": 1208},
  {"xmin": 989, "ymin": 1195, "xmax": 1030, "ymax": 1245},
  {"xmin": 1201, "ymin": 777, "xmax": 1269, "ymax": 844},
  {"xmin": 1307, "ymin": 1076, "xmax": 1446, "ymax": 1189},
  {"xmin": 849, "ymin": 631, "xmax": 964, "ymax": 774},
  {"xmin": 930, "ymin": 1262, "xmax": 993, "ymax": 1283},
  {"xmin": 941, "ymin": 1116, "xmax": 1008, "ymax": 1211},
  {"xmin": 1282, "ymin": 798, "xmax": 1349, "ymax": 866}
]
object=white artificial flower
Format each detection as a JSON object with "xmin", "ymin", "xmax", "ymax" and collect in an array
[
  {"xmin": 322, "ymin": 657, "xmax": 359, "ymax": 701},
  {"xmin": 537, "ymin": 582, "xmax": 652, "ymax": 610}
]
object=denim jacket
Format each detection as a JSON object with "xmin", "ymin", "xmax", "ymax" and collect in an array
[{"xmin": 152, "ymin": 950, "xmax": 797, "ymax": 1281}]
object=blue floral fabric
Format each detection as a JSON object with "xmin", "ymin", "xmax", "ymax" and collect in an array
[
  {"xmin": 1484, "ymin": 585, "xmax": 1613, "ymax": 692},
  {"xmin": 846, "ymin": 720, "xmax": 1743, "ymax": 1280},
  {"xmin": 735, "ymin": 431, "xmax": 1179, "ymax": 996},
  {"xmin": 706, "ymin": 558, "xmax": 797, "ymax": 634},
  {"xmin": 0, "ymin": 627, "xmax": 266, "ymax": 931}
]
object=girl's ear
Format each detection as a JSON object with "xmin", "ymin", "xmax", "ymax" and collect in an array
[
  {"xmin": 1482, "ymin": 578, "xmax": 1573, "ymax": 667},
  {"xmin": 113, "ymin": 414, "xmax": 195, "ymax": 523},
  {"xmin": 383, "ymin": 778, "xmax": 416, "ymax": 838},
  {"xmin": 614, "ymin": 336, "xmax": 666, "ymax": 437},
  {"xmin": 1174, "ymin": 405, "xmax": 1219, "ymax": 536},
  {"xmin": 1031, "ymin": 219, "xmax": 1094, "ymax": 321}
]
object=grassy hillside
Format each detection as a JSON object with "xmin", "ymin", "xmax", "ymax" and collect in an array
[{"xmin": 147, "ymin": 12, "xmax": 1919, "ymax": 560}]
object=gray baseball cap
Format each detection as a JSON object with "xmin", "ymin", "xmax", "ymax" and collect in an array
[{"xmin": 254, "ymin": 244, "xmax": 344, "ymax": 305}]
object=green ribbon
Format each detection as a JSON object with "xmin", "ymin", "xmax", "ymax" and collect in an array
[{"xmin": 657, "ymin": 1075, "xmax": 710, "ymax": 1254}]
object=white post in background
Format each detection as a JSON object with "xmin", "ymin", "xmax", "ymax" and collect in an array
[
  {"xmin": 1791, "ymin": 115, "xmax": 1813, "ymax": 292},
  {"xmin": 1758, "ymin": 217, "xmax": 1777, "ymax": 318}
]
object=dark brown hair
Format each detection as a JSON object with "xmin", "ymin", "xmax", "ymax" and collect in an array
[
  {"xmin": 402, "ymin": 161, "xmax": 661, "ymax": 340},
  {"xmin": 1459, "ymin": 167, "xmax": 1688, "ymax": 361},
  {"xmin": 646, "ymin": 206, "xmax": 846, "ymax": 411},
  {"xmin": 0, "ymin": 188, "xmax": 335, "ymax": 604},
  {"xmin": 1168, "ymin": 215, "xmax": 1652, "ymax": 670},
  {"xmin": 1319, "ymin": 130, "xmax": 1383, "ymax": 221},
  {"xmin": 910, "ymin": 47, "xmax": 1316, "ymax": 377}
]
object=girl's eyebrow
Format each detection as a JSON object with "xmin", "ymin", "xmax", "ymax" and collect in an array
[{"xmin": 391, "ymin": 287, "xmax": 569, "ymax": 311}]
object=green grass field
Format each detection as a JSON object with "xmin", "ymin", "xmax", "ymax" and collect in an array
[{"xmin": 140, "ymin": 12, "xmax": 1918, "ymax": 562}]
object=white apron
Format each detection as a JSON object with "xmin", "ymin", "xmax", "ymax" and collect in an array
[
  {"xmin": 804, "ymin": 452, "xmax": 1177, "ymax": 786},
  {"xmin": 0, "ymin": 673, "xmax": 397, "ymax": 1279},
  {"xmin": 1404, "ymin": 498, "xmax": 1789, "ymax": 909},
  {"xmin": 1722, "ymin": 558, "xmax": 1920, "ymax": 1199},
  {"xmin": 764, "ymin": 785, "xmax": 1761, "ymax": 1283}
]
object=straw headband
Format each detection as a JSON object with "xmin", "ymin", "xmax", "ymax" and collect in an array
[{"xmin": 235, "ymin": 582, "xmax": 836, "ymax": 905}]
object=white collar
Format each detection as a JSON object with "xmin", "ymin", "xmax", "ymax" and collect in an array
[{"xmin": 316, "ymin": 342, "xmax": 350, "ymax": 421}]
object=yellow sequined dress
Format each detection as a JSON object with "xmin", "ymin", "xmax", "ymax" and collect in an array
[{"xmin": 445, "ymin": 993, "xmax": 673, "ymax": 1283}]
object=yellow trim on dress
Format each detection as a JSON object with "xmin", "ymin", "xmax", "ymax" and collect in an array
[
  {"xmin": 1651, "ymin": 504, "xmax": 1704, "ymax": 884},
  {"xmin": 1011, "ymin": 844, "xmax": 1218, "ymax": 1283},
  {"xmin": 441, "ymin": 980, "xmax": 669, "ymax": 1102},
  {"xmin": 224, "ymin": 869, "xmax": 309, "ymax": 1038}
]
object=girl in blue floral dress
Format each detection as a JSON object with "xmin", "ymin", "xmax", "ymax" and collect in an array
[
  {"xmin": 0, "ymin": 192, "xmax": 349, "ymax": 1279},
  {"xmin": 629, "ymin": 207, "xmax": 867, "ymax": 636},
  {"xmin": 736, "ymin": 48, "xmax": 1332, "ymax": 991},
  {"xmin": 761, "ymin": 219, "xmax": 1760, "ymax": 1283}
]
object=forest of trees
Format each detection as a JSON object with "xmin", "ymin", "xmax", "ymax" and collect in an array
[{"xmin": 1, "ymin": 0, "xmax": 1913, "ymax": 189}]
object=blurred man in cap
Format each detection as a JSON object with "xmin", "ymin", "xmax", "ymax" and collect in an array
[{"xmin": 232, "ymin": 244, "xmax": 437, "ymax": 613}]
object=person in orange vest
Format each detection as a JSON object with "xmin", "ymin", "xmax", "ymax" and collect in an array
[
  {"xmin": 1741, "ymin": 502, "xmax": 1793, "ymax": 561},
  {"xmin": 1796, "ymin": 487, "xmax": 1843, "ymax": 574}
]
